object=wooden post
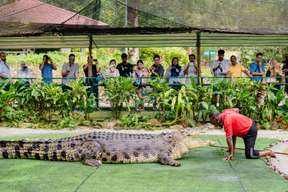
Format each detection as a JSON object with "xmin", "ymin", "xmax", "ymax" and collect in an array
[
  {"xmin": 88, "ymin": 35, "xmax": 93, "ymax": 57},
  {"xmin": 196, "ymin": 32, "xmax": 202, "ymax": 85},
  {"xmin": 88, "ymin": 34, "xmax": 93, "ymax": 78}
]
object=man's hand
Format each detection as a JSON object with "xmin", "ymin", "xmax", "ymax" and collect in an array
[
  {"xmin": 225, "ymin": 154, "xmax": 234, "ymax": 161},
  {"xmin": 225, "ymin": 136, "xmax": 235, "ymax": 160}
]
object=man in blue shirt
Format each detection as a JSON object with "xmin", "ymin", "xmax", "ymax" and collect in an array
[
  {"xmin": 250, "ymin": 53, "xmax": 266, "ymax": 81},
  {"xmin": 39, "ymin": 55, "xmax": 57, "ymax": 84}
]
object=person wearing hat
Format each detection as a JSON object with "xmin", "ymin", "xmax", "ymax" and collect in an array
[{"xmin": 209, "ymin": 108, "xmax": 275, "ymax": 160}]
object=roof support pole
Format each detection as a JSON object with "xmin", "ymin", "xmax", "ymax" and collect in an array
[
  {"xmin": 196, "ymin": 32, "xmax": 202, "ymax": 85},
  {"xmin": 88, "ymin": 34, "xmax": 93, "ymax": 57},
  {"xmin": 88, "ymin": 34, "xmax": 99, "ymax": 110}
]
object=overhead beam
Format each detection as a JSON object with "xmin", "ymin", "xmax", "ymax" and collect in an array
[{"xmin": 1, "ymin": 33, "xmax": 288, "ymax": 49}]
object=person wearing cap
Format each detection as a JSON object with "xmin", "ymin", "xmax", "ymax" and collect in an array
[{"xmin": 209, "ymin": 108, "xmax": 275, "ymax": 160}]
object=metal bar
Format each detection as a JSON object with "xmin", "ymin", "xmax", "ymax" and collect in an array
[
  {"xmin": 88, "ymin": 35, "xmax": 93, "ymax": 57},
  {"xmin": 196, "ymin": 32, "xmax": 202, "ymax": 85}
]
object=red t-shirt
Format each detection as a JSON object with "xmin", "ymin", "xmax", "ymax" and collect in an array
[{"xmin": 219, "ymin": 109, "xmax": 253, "ymax": 138}]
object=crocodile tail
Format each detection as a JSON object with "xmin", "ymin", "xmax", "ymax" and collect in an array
[
  {"xmin": 0, "ymin": 139, "xmax": 83, "ymax": 162},
  {"xmin": 0, "ymin": 140, "xmax": 56, "ymax": 160}
]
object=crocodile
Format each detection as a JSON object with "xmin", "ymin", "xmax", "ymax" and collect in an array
[{"xmin": 0, "ymin": 124, "xmax": 212, "ymax": 167}]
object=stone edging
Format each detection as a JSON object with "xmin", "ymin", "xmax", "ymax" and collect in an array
[{"xmin": 264, "ymin": 140, "xmax": 288, "ymax": 180}]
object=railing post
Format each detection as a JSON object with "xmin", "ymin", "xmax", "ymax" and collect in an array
[
  {"xmin": 196, "ymin": 32, "xmax": 202, "ymax": 85},
  {"xmin": 88, "ymin": 34, "xmax": 99, "ymax": 110}
]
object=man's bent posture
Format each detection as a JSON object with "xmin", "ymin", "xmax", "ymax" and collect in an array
[{"xmin": 210, "ymin": 108, "xmax": 275, "ymax": 160}]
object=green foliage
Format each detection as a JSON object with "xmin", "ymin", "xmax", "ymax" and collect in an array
[
  {"xmin": 0, "ymin": 77, "xmax": 287, "ymax": 129},
  {"xmin": 0, "ymin": 81, "xmax": 25, "ymax": 122},
  {"xmin": 0, "ymin": 80, "xmax": 96, "ymax": 128},
  {"xmin": 119, "ymin": 114, "xmax": 149, "ymax": 128},
  {"xmin": 149, "ymin": 78, "xmax": 210, "ymax": 126},
  {"xmin": 211, "ymin": 79, "xmax": 288, "ymax": 128},
  {"xmin": 104, "ymin": 77, "xmax": 135, "ymax": 119},
  {"xmin": 148, "ymin": 78, "xmax": 288, "ymax": 128}
]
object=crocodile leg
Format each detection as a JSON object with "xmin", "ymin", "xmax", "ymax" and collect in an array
[
  {"xmin": 75, "ymin": 141, "xmax": 103, "ymax": 168},
  {"xmin": 158, "ymin": 153, "xmax": 181, "ymax": 167},
  {"xmin": 83, "ymin": 159, "xmax": 102, "ymax": 168}
]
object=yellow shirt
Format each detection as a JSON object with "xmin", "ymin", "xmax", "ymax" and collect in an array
[{"xmin": 228, "ymin": 64, "xmax": 247, "ymax": 77}]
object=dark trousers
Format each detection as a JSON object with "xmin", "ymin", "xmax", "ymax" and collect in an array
[{"xmin": 243, "ymin": 121, "xmax": 259, "ymax": 159}]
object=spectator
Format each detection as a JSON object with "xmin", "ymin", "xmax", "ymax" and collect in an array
[
  {"xmin": 116, "ymin": 53, "xmax": 133, "ymax": 77},
  {"xmin": 150, "ymin": 54, "xmax": 164, "ymax": 78},
  {"xmin": 227, "ymin": 55, "xmax": 251, "ymax": 78},
  {"xmin": 250, "ymin": 53, "xmax": 266, "ymax": 82},
  {"xmin": 83, "ymin": 56, "xmax": 102, "ymax": 107},
  {"xmin": 133, "ymin": 60, "xmax": 150, "ymax": 111},
  {"xmin": 183, "ymin": 54, "xmax": 198, "ymax": 84},
  {"xmin": 105, "ymin": 59, "xmax": 120, "ymax": 77},
  {"xmin": 283, "ymin": 55, "xmax": 288, "ymax": 93},
  {"xmin": 0, "ymin": 51, "xmax": 11, "ymax": 80},
  {"xmin": 39, "ymin": 55, "xmax": 57, "ymax": 84},
  {"xmin": 211, "ymin": 49, "xmax": 230, "ymax": 77},
  {"xmin": 183, "ymin": 54, "xmax": 198, "ymax": 77},
  {"xmin": 165, "ymin": 57, "xmax": 183, "ymax": 89},
  {"xmin": 62, "ymin": 54, "xmax": 79, "ymax": 86},
  {"xmin": 83, "ymin": 56, "xmax": 100, "ymax": 86},
  {"xmin": 266, "ymin": 59, "xmax": 283, "ymax": 89},
  {"xmin": 17, "ymin": 61, "xmax": 33, "ymax": 83}
]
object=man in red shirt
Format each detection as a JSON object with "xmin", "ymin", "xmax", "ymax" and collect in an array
[{"xmin": 210, "ymin": 108, "xmax": 275, "ymax": 160}]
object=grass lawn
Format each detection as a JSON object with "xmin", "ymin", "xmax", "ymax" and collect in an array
[{"xmin": 0, "ymin": 134, "xmax": 287, "ymax": 192}]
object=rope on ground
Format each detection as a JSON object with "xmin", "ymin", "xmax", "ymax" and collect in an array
[
  {"xmin": 216, "ymin": 139, "xmax": 249, "ymax": 192},
  {"xmin": 73, "ymin": 168, "xmax": 98, "ymax": 192},
  {"xmin": 227, "ymin": 160, "xmax": 248, "ymax": 192}
]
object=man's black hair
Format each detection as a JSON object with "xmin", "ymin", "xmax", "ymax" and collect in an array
[
  {"xmin": 218, "ymin": 49, "xmax": 225, "ymax": 55},
  {"xmin": 153, "ymin": 54, "xmax": 160, "ymax": 60},
  {"xmin": 189, "ymin": 54, "xmax": 196, "ymax": 58},
  {"xmin": 256, "ymin": 52, "xmax": 263, "ymax": 57},
  {"xmin": 69, "ymin": 54, "xmax": 75, "ymax": 58},
  {"xmin": 43, "ymin": 55, "xmax": 49, "ymax": 59},
  {"xmin": 121, "ymin": 53, "xmax": 128, "ymax": 59}
]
